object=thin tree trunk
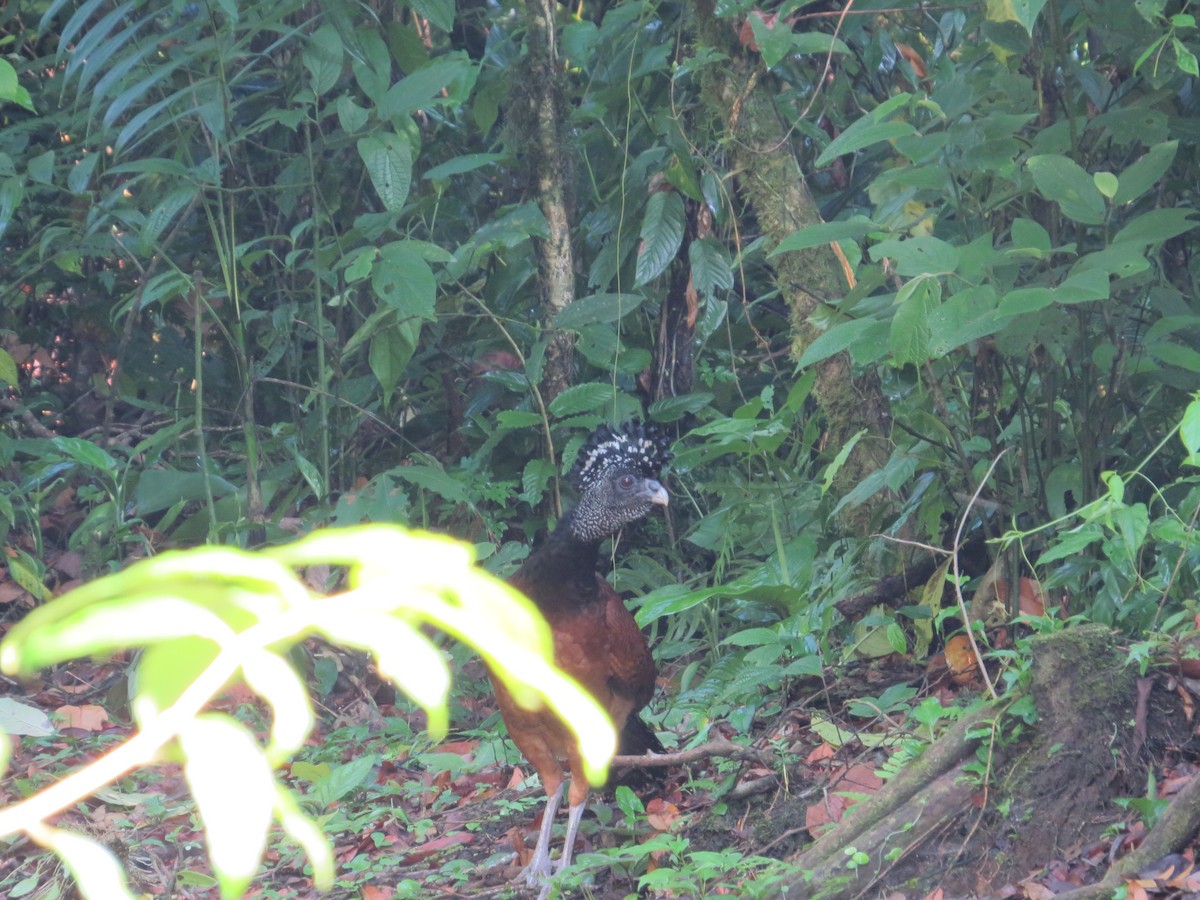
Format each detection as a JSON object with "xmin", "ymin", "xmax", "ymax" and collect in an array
[{"xmin": 520, "ymin": 0, "xmax": 576, "ymax": 404}]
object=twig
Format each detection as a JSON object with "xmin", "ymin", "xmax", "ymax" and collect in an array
[{"xmin": 952, "ymin": 450, "xmax": 1006, "ymax": 701}]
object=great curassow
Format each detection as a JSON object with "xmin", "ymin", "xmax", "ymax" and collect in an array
[{"xmin": 491, "ymin": 420, "xmax": 670, "ymax": 891}]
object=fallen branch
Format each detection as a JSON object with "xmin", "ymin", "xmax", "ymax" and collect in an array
[{"xmin": 613, "ymin": 738, "xmax": 775, "ymax": 769}]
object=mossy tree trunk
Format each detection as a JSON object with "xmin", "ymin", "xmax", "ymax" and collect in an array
[
  {"xmin": 692, "ymin": 2, "xmax": 890, "ymax": 518},
  {"xmin": 515, "ymin": 0, "xmax": 576, "ymax": 405}
]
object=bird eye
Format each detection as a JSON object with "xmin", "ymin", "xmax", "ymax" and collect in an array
[{"xmin": 618, "ymin": 474, "xmax": 636, "ymax": 490}]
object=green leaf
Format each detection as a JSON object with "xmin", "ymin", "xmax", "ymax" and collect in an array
[
  {"xmin": 869, "ymin": 236, "xmax": 959, "ymax": 276},
  {"xmin": 423, "ymin": 153, "xmax": 506, "ymax": 180},
  {"xmin": 0, "ymin": 348, "xmax": 18, "ymax": 386},
  {"xmin": 748, "ymin": 13, "xmax": 794, "ymax": 68},
  {"xmin": 1174, "ymin": 38, "xmax": 1199, "ymax": 76},
  {"xmin": 136, "ymin": 470, "xmax": 237, "ymax": 514},
  {"xmin": 771, "ymin": 215, "xmax": 877, "ymax": 256},
  {"xmin": 409, "ymin": 0, "xmax": 454, "ymax": 32},
  {"xmin": 303, "ymin": 25, "xmax": 343, "ymax": 96},
  {"xmin": 373, "ymin": 242, "xmax": 435, "ymax": 319},
  {"xmin": 1180, "ymin": 398, "xmax": 1200, "ymax": 456},
  {"xmin": 1149, "ymin": 341, "xmax": 1200, "ymax": 372},
  {"xmin": 1093, "ymin": 171, "xmax": 1118, "ymax": 199},
  {"xmin": 51, "ymin": 436, "xmax": 120, "ymax": 474},
  {"xmin": 1114, "ymin": 140, "xmax": 1178, "ymax": 205},
  {"xmin": 553, "ymin": 293, "xmax": 645, "ymax": 330},
  {"xmin": 549, "ymin": 383, "xmax": 615, "ymax": 417},
  {"xmin": 686, "ymin": 238, "xmax": 731, "ymax": 300},
  {"xmin": 815, "ymin": 93, "xmax": 914, "ymax": 167},
  {"xmin": 1026, "ymin": 155, "xmax": 1106, "ymax": 224},
  {"xmin": 889, "ymin": 275, "xmax": 941, "ymax": 365},
  {"xmin": 1010, "ymin": 217, "xmax": 1051, "ymax": 255},
  {"xmin": 635, "ymin": 192, "xmax": 686, "ymax": 286},
  {"xmin": 181, "ymin": 715, "xmax": 274, "ymax": 898},
  {"xmin": 648, "ymin": 392, "xmax": 714, "ymax": 422},
  {"xmin": 392, "ymin": 464, "xmax": 470, "ymax": 505},
  {"xmin": 797, "ymin": 317, "xmax": 880, "ymax": 368},
  {"xmin": 381, "ymin": 54, "xmax": 476, "ymax": 118},
  {"xmin": 1113, "ymin": 208, "xmax": 1198, "ymax": 247},
  {"xmin": 357, "ymin": 134, "xmax": 413, "ymax": 212},
  {"xmin": 1011, "ymin": 0, "xmax": 1050, "ymax": 34}
]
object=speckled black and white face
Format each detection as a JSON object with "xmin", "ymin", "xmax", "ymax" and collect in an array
[{"xmin": 566, "ymin": 421, "xmax": 672, "ymax": 543}]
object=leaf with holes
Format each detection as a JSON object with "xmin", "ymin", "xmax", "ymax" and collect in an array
[{"xmin": 357, "ymin": 134, "xmax": 413, "ymax": 212}]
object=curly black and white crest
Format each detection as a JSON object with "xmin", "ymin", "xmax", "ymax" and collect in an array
[{"xmin": 569, "ymin": 421, "xmax": 672, "ymax": 491}]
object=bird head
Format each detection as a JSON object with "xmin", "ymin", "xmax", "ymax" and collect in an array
[{"xmin": 566, "ymin": 421, "xmax": 672, "ymax": 543}]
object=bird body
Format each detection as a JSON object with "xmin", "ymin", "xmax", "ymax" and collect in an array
[{"xmin": 490, "ymin": 421, "xmax": 671, "ymax": 891}]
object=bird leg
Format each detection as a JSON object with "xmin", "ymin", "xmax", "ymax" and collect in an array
[
  {"xmin": 556, "ymin": 799, "xmax": 587, "ymax": 874},
  {"xmin": 523, "ymin": 782, "xmax": 563, "ymax": 886}
]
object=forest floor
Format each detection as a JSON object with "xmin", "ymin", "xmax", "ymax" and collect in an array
[{"xmin": 2, "ymin": 550, "xmax": 1200, "ymax": 899}]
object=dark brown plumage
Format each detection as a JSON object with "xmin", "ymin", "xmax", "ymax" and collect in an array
[{"xmin": 491, "ymin": 421, "xmax": 670, "ymax": 891}]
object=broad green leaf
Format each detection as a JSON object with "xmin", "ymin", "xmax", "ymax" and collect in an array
[
  {"xmin": 816, "ymin": 94, "xmax": 916, "ymax": 168},
  {"xmin": 1026, "ymin": 155, "xmax": 1106, "ymax": 224},
  {"xmin": 303, "ymin": 25, "xmax": 344, "ymax": 96},
  {"xmin": 1052, "ymin": 269, "xmax": 1110, "ymax": 304},
  {"xmin": 869, "ymin": 236, "xmax": 959, "ymax": 276},
  {"xmin": 181, "ymin": 715, "xmax": 274, "ymax": 898},
  {"xmin": 816, "ymin": 121, "xmax": 916, "ymax": 168},
  {"xmin": 1010, "ymin": 217, "xmax": 1051, "ymax": 254},
  {"xmin": 1149, "ymin": 341, "xmax": 1200, "ymax": 373},
  {"xmin": 26, "ymin": 150, "xmax": 54, "ymax": 184},
  {"xmin": 409, "ymin": 0, "xmax": 454, "ymax": 32},
  {"xmin": 7, "ymin": 549, "xmax": 48, "ymax": 602},
  {"xmin": 797, "ymin": 317, "xmax": 880, "ymax": 368},
  {"xmin": 1174, "ymin": 38, "xmax": 1199, "ymax": 76},
  {"xmin": 357, "ymin": 134, "xmax": 413, "ymax": 212},
  {"xmin": 889, "ymin": 275, "xmax": 941, "ymax": 365},
  {"xmin": 423, "ymin": 153, "xmax": 506, "ymax": 180},
  {"xmin": 373, "ymin": 242, "xmax": 435, "ymax": 319},
  {"xmin": 928, "ymin": 285, "xmax": 1002, "ymax": 353},
  {"xmin": 1114, "ymin": 141, "xmax": 1178, "ymax": 205},
  {"xmin": 392, "ymin": 464, "xmax": 470, "ymax": 505},
  {"xmin": 635, "ymin": 191, "xmax": 686, "ymax": 286},
  {"xmin": 380, "ymin": 54, "xmax": 476, "ymax": 118},
  {"xmin": 0, "ymin": 348, "xmax": 18, "ymax": 386},
  {"xmin": 549, "ymin": 383, "xmax": 615, "ymax": 417},
  {"xmin": 1181, "ymin": 398, "xmax": 1200, "ymax": 456},
  {"xmin": 1093, "ymin": 171, "xmax": 1118, "ymax": 199},
  {"xmin": 1070, "ymin": 243, "xmax": 1149, "ymax": 280},
  {"xmin": 649, "ymin": 392, "xmax": 715, "ymax": 422},
  {"xmin": 771, "ymin": 215, "xmax": 876, "ymax": 256},
  {"xmin": 689, "ymin": 238, "xmax": 734, "ymax": 298},
  {"xmin": 1012, "ymin": 0, "xmax": 1049, "ymax": 34},
  {"xmin": 554, "ymin": 293, "xmax": 645, "ymax": 330},
  {"xmin": 0, "ymin": 59, "xmax": 34, "ymax": 111},
  {"xmin": 136, "ymin": 470, "xmax": 237, "ymax": 514},
  {"xmin": 51, "ymin": 436, "xmax": 120, "ymax": 474},
  {"xmin": 748, "ymin": 13, "xmax": 794, "ymax": 68},
  {"xmin": 1113, "ymin": 208, "xmax": 1198, "ymax": 247},
  {"xmin": 368, "ymin": 324, "xmax": 418, "ymax": 403},
  {"xmin": 307, "ymin": 754, "xmax": 378, "ymax": 808}
]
